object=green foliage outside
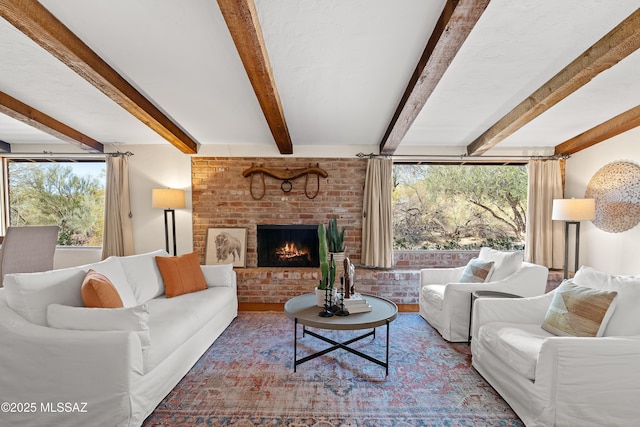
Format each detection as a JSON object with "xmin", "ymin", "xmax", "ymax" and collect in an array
[
  {"xmin": 393, "ymin": 164, "xmax": 527, "ymax": 251},
  {"xmin": 8, "ymin": 162, "xmax": 105, "ymax": 247}
]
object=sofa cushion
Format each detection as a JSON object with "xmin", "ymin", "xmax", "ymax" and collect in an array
[
  {"xmin": 478, "ymin": 322, "xmax": 554, "ymax": 380},
  {"xmin": 421, "ymin": 284, "xmax": 445, "ymax": 310},
  {"xmin": 3, "ymin": 267, "xmax": 86, "ymax": 326},
  {"xmin": 542, "ymin": 280, "xmax": 617, "ymax": 337},
  {"xmin": 144, "ymin": 286, "xmax": 234, "ymax": 373},
  {"xmin": 459, "ymin": 258, "xmax": 495, "ymax": 283},
  {"xmin": 47, "ymin": 303, "xmax": 151, "ymax": 352},
  {"xmin": 118, "ymin": 250, "xmax": 169, "ymax": 303},
  {"xmin": 573, "ymin": 266, "xmax": 640, "ymax": 336},
  {"xmin": 81, "ymin": 269, "xmax": 124, "ymax": 308},
  {"xmin": 478, "ymin": 247, "xmax": 523, "ymax": 281},
  {"xmin": 201, "ymin": 263, "xmax": 234, "ymax": 287},
  {"xmin": 156, "ymin": 252, "xmax": 207, "ymax": 298},
  {"xmin": 85, "ymin": 257, "xmax": 137, "ymax": 307}
]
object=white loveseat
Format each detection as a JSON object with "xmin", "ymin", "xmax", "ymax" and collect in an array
[
  {"xmin": 419, "ymin": 248, "xmax": 549, "ymax": 342},
  {"xmin": 0, "ymin": 249, "xmax": 238, "ymax": 427},
  {"xmin": 471, "ymin": 266, "xmax": 640, "ymax": 426}
]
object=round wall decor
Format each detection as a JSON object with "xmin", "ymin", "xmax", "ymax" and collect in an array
[{"xmin": 585, "ymin": 161, "xmax": 640, "ymax": 233}]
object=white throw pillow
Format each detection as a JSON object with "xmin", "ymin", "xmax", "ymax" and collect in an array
[
  {"xmin": 573, "ymin": 265, "xmax": 609, "ymax": 291},
  {"xmin": 4, "ymin": 268, "xmax": 86, "ymax": 326},
  {"xmin": 478, "ymin": 247, "xmax": 523, "ymax": 281},
  {"xmin": 119, "ymin": 249, "xmax": 169, "ymax": 303},
  {"xmin": 47, "ymin": 303, "xmax": 151, "ymax": 351},
  {"xmin": 201, "ymin": 263, "xmax": 234, "ymax": 287},
  {"xmin": 602, "ymin": 274, "xmax": 640, "ymax": 336},
  {"xmin": 85, "ymin": 257, "xmax": 137, "ymax": 307}
]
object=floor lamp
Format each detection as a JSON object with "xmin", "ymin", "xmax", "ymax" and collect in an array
[
  {"xmin": 552, "ymin": 198, "xmax": 596, "ymax": 280},
  {"xmin": 152, "ymin": 188, "xmax": 186, "ymax": 256}
]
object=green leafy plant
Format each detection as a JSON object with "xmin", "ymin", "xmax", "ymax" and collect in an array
[
  {"xmin": 317, "ymin": 223, "xmax": 331, "ymax": 289},
  {"xmin": 327, "ymin": 216, "xmax": 345, "ymax": 253}
]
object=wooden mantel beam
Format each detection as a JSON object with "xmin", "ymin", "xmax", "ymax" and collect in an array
[
  {"xmin": 217, "ymin": 0, "xmax": 293, "ymax": 155},
  {"xmin": 555, "ymin": 104, "xmax": 640, "ymax": 155},
  {"xmin": 0, "ymin": 0, "xmax": 199, "ymax": 154},
  {"xmin": 0, "ymin": 91, "xmax": 104, "ymax": 152},
  {"xmin": 468, "ymin": 8, "xmax": 640, "ymax": 156},
  {"xmin": 379, "ymin": 0, "xmax": 490, "ymax": 155}
]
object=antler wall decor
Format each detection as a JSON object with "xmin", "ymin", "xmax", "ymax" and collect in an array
[{"xmin": 242, "ymin": 163, "xmax": 328, "ymax": 200}]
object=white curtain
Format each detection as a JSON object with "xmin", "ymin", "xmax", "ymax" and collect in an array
[
  {"xmin": 525, "ymin": 159, "xmax": 564, "ymax": 269},
  {"xmin": 102, "ymin": 154, "xmax": 134, "ymax": 259},
  {"xmin": 361, "ymin": 158, "xmax": 393, "ymax": 268}
]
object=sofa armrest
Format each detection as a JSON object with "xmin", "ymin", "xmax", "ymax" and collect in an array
[
  {"xmin": 0, "ymin": 302, "xmax": 143, "ymax": 426},
  {"xmin": 534, "ymin": 335, "xmax": 640, "ymax": 425},
  {"xmin": 420, "ymin": 266, "xmax": 464, "ymax": 286}
]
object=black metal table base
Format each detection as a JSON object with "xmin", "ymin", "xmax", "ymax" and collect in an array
[{"xmin": 293, "ymin": 318, "xmax": 391, "ymax": 376}]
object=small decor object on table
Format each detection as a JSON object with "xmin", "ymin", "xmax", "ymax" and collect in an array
[
  {"xmin": 343, "ymin": 257, "xmax": 351, "ymax": 299},
  {"xmin": 334, "ymin": 276, "xmax": 350, "ymax": 316},
  {"xmin": 340, "ymin": 292, "xmax": 372, "ymax": 314}
]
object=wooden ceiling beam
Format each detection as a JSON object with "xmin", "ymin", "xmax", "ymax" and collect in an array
[
  {"xmin": 555, "ymin": 104, "xmax": 640, "ymax": 155},
  {"xmin": 0, "ymin": 0, "xmax": 199, "ymax": 154},
  {"xmin": 0, "ymin": 91, "xmax": 103, "ymax": 152},
  {"xmin": 217, "ymin": 0, "xmax": 293, "ymax": 155},
  {"xmin": 379, "ymin": 0, "xmax": 490, "ymax": 155},
  {"xmin": 467, "ymin": 8, "xmax": 640, "ymax": 156}
]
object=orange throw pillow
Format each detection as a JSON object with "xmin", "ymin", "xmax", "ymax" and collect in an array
[
  {"xmin": 81, "ymin": 269, "xmax": 124, "ymax": 308},
  {"xmin": 156, "ymin": 252, "xmax": 207, "ymax": 298}
]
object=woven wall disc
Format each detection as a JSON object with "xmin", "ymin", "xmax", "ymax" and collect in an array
[{"xmin": 585, "ymin": 161, "xmax": 640, "ymax": 233}]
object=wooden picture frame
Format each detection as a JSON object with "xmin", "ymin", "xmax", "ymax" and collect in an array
[{"xmin": 205, "ymin": 227, "xmax": 247, "ymax": 267}]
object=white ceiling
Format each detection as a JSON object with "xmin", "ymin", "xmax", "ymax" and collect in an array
[{"xmin": 0, "ymin": 0, "xmax": 639, "ymax": 156}]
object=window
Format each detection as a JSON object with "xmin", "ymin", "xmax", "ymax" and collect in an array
[
  {"xmin": 393, "ymin": 163, "xmax": 527, "ymax": 250},
  {"xmin": 5, "ymin": 159, "xmax": 106, "ymax": 247}
]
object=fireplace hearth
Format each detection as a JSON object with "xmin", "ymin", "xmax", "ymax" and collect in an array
[{"xmin": 257, "ymin": 224, "xmax": 319, "ymax": 268}]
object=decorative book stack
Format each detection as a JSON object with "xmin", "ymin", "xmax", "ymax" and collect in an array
[{"xmin": 340, "ymin": 293, "xmax": 372, "ymax": 314}]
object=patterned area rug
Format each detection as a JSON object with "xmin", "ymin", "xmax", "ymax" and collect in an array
[{"xmin": 143, "ymin": 312, "xmax": 523, "ymax": 427}]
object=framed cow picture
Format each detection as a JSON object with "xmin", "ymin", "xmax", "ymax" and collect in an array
[{"xmin": 205, "ymin": 227, "xmax": 247, "ymax": 267}]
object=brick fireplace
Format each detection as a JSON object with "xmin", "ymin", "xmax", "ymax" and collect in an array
[{"xmin": 191, "ymin": 157, "xmax": 557, "ymax": 310}]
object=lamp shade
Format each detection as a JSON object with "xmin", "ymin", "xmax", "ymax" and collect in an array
[
  {"xmin": 152, "ymin": 188, "xmax": 185, "ymax": 209},
  {"xmin": 552, "ymin": 198, "xmax": 595, "ymax": 221}
]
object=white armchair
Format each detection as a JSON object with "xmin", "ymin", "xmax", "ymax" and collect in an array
[
  {"xmin": 471, "ymin": 266, "xmax": 640, "ymax": 426},
  {"xmin": 419, "ymin": 248, "xmax": 548, "ymax": 342}
]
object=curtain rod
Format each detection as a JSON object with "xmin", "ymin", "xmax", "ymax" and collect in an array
[
  {"xmin": 1, "ymin": 150, "xmax": 134, "ymax": 159},
  {"xmin": 356, "ymin": 152, "xmax": 568, "ymax": 162}
]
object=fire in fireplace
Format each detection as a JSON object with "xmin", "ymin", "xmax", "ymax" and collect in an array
[{"xmin": 257, "ymin": 224, "xmax": 319, "ymax": 268}]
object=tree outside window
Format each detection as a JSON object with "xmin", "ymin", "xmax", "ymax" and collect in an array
[
  {"xmin": 393, "ymin": 164, "xmax": 527, "ymax": 250},
  {"xmin": 7, "ymin": 161, "xmax": 106, "ymax": 247}
]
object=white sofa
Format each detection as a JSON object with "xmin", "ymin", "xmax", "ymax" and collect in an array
[
  {"xmin": 0, "ymin": 249, "xmax": 238, "ymax": 427},
  {"xmin": 471, "ymin": 266, "xmax": 640, "ymax": 426},
  {"xmin": 419, "ymin": 248, "xmax": 549, "ymax": 342}
]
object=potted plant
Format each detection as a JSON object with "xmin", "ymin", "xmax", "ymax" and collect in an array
[
  {"xmin": 327, "ymin": 216, "xmax": 346, "ymax": 276},
  {"xmin": 316, "ymin": 223, "xmax": 336, "ymax": 307}
]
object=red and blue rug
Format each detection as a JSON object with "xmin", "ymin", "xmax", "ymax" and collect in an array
[{"xmin": 143, "ymin": 312, "xmax": 523, "ymax": 426}]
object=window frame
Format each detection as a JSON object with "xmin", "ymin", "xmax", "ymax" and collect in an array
[
  {"xmin": 2, "ymin": 156, "xmax": 106, "ymax": 247},
  {"xmin": 392, "ymin": 160, "xmax": 529, "ymax": 251}
]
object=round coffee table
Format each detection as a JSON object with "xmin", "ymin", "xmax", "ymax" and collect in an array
[{"xmin": 284, "ymin": 293, "xmax": 398, "ymax": 375}]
